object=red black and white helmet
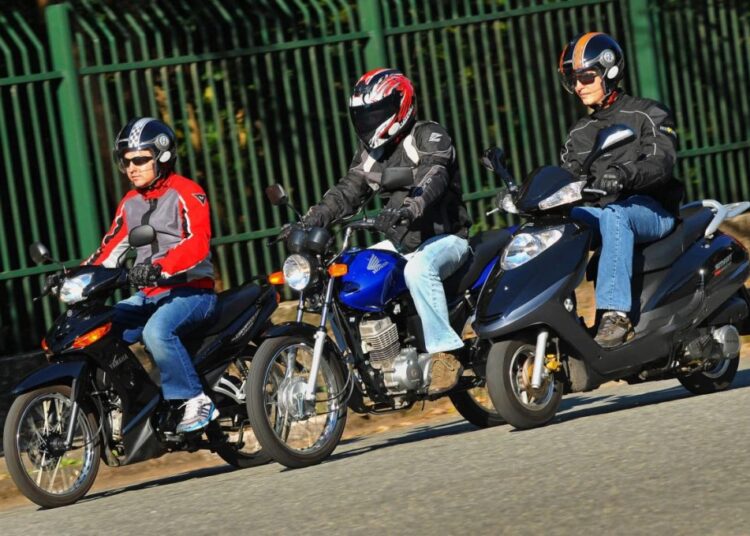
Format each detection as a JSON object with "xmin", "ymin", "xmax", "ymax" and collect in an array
[
  {"xmin": 113, "ymin": 117, "xmax": 177, "ymax": 178},
  {"xmin": 558, "ymin": 32, "xmax": 625, "ymax": 96},
  {"xmin": 349, "ymin": 68, "xmax": 416, "ymax": 151}
]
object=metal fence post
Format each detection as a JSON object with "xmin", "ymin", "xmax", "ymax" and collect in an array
[
  {"xmin": 627, "ymin": 0, "xmax": 662, "ymax": 101},
  {"xmin": 357, "ymin": 0, "xmax": 387, "ymax": 69},
  {"xmin": 45, "ymin": 3, "xmax": 100, "ymax": 256}
]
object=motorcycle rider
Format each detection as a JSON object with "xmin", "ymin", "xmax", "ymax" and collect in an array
[
  {"xmin": 85, "ymin": 117, "xmax": 219, "ymax": 433},
  {"xmin": 300, "ymin": 68, "xmax": 472, "ymax": 355},
  {"xmin": 558, "ymin": 32, "xmax": 682, "ymax": 348}
]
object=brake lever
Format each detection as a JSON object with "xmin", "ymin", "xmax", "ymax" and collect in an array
[{"xmin": 582, "ymin": 188, "xmax": 608, "ymax": 196}]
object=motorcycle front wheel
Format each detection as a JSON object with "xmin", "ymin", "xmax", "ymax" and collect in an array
[
  {"xmin": 3, "ymin": 385, "xmax": 101, "ymax": 508},
  {"xmin": 486, "ymin": 339, "xmax": 563, "ymax": 430},
  {"xmin": 246, "ymin": 335, "xmax": 347, "ymax": 469}
]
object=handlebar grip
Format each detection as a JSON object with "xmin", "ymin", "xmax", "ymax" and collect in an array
[{"xmin": 347, "ymin": 218, "xmax": 376, "ymax": 230}]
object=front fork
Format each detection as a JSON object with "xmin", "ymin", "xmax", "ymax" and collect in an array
[
  {"xmin": 304, "ymin": 276, "xmax": 337, "ymax": 400},
  {"xmin": 64, "ymin": 367, "xmax": 88, "ymax": 448}
]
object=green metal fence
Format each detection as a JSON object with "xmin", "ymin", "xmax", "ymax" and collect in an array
[{"xmin": 0, "ymin": 0, "xmax": 748, "ymax": 354}]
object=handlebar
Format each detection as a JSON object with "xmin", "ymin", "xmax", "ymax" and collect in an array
[{"xmin": 346, "ymin": 218, "xmax": 376, "ymax": 231}]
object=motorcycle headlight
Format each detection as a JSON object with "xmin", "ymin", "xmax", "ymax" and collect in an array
[
  {"xmin": 538, "ymin": 180, "xmax": 586, "ymax": 210},
  {"xmin": 501, "ymin": 227, "xmax": 564, "ymax": 270},
  {"xmin": 283, "ymin": 254, "xmax": 314, "ymax": 291},
  {"xmin": 59, "ymin": 273, "xmax": 93, "ymax": 304}
]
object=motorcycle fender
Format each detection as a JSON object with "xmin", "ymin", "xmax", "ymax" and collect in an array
[
  {"xmin": 262, "ymin": 322, "xmax": 344, "ymax": 359},
  {"xmin": 11, "ymin": 359, "xmax": 88, "ymax": 398}
]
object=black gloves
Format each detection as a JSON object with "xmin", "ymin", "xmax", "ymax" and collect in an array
[
  {"xmin": 374, "ymin": 207, "xmax": 413, "ymax": 242},
  {"xmin": 129, "ymin": 263, "xmax": 162, "ymax": 288},
  {"xmin": 592, "ymin": 166, "xmax": 628, "ymax": 195},
  {"xmin": 277, "ymin": 222, "xmax": 304, "ymax": 243}
]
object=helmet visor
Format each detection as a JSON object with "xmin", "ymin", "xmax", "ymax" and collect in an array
[{"xmin": 349, "ymin": 92, "xmax": 400, "ymax": 146}]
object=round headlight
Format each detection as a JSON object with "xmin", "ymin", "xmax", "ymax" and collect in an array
[{"xmin": 283, "ymin": 254, "xmax": 313, "ymax": 290}]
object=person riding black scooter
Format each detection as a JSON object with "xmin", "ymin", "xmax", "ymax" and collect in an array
[{"xmin": 475, "ymin": 124, "xmax": 750, "ymax": 430}]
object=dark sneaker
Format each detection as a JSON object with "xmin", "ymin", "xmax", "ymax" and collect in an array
[
  {"xmin": 595, "ymin": 311, "xmax": 633, "ymax": 348},
  {"xmin": 176, "ymin": 393, "xmax": 219, "ymax": 434}
]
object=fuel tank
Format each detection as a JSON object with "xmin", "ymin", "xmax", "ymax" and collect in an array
[{"xmin": 338, "ymin": 248, "xmax": 408, "ymax": 312}]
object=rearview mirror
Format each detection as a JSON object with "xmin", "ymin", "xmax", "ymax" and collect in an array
[
  {"xmin": 381, "ymin": 167, "xmax": 413, "ymax": 191},
  {"xmin": 581, "ymin": 125, "xmax": 636, "ymax": 176},
  {"xmin": 481, "ymin": 147, "xmax": 506, "ymax": 172},
  {"xmin": 29, "ymin": 242, "xmax": 52, "ymax": 265},
  {"xmin": 128, "ymin": 225, "xmax": 156, "ymax": 248},
  {"xmin": 265, "ymin": 184, "xmax": 288, "ymax": 206}
]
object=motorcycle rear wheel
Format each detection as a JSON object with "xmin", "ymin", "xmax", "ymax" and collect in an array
[
  {"xmin": 486, "ymin": 339, "xmax": 563, "ymax": 430},
  {"xmin": 449, "ymin": 389, "xmax": 506, "ymax": 428},
  {"xmin": 246, "ymin": 335, "xmax": 347, "ymax": 469},
  {"xmin": 3, "ymin": 385, "xmax": 101, "ymax": 508},
  {"xmin": 678, "ymin": 356, "xmax": 739, "ymax": 395},
  {"xmin": 210, "ymin": 357, "xmax": 272, "ymax": 468}
]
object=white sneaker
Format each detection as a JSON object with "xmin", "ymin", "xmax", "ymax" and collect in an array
[{"xmin": 176, "ymin": 393, "xmax": 219, "ymax": 434}]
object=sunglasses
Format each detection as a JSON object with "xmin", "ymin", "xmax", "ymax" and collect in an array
[
  {"xmin": 573, "ymin": 71, "xmax": 599, "ymax": 86},
  {"xmin": 120, "ymin": 155, "xmax": 154, "ymax": 167}
]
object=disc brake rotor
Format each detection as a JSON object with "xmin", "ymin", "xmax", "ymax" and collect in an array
[{"xmin": 519, "ymin": 357, "xmax": 548, "ymax": 400}]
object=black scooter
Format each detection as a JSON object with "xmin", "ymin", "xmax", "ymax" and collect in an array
[
  {"xmin": 475, "ymin": 125, "xmax": 750, "ymax": 429},
  {"xmin": 3, "ymin": 225, "xmax": 278, "ymax": 507}
]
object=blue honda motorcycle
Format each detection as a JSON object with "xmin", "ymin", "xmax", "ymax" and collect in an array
[
  {"xmin": 245, "ymin": 174, "xmax": 511, "ymax": 468},
  {"xmin": 475, "ymin": 125, "xmax": 750, "ymax": 430}
]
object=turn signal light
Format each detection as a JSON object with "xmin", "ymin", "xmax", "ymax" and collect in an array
[
  {"xmin": 41, "ymin": 338, "xmax": 51, "ymax": 356},
  {"xmin": 72, "ymin": 322, "xmax": 112, "ymax": 349},
  {"xmin": 328, "ymin": 264, "xmax": 348, "ymax": 278},
  {"xmin": 268, "ymin": 271, "xmax": 285, "ymax": 285}
]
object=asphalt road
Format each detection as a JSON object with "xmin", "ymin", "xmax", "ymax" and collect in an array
[{"xmin": 2, "ymin": 362, "xmax": 750, "ymax": 535}]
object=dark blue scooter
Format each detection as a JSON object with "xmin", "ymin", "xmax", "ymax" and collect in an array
[{"xmin": 474, "ymin": 125, "xmax": 750, "ymax": 429}]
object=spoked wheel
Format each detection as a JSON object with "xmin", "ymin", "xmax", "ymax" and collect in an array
[
  {"xmin": 209, "ymin": 357, "xmax": 271, "ymax": 469},
  {"xmin": 3, "ymin": 385, "xmax": 100, "ymax": 508},
  {"xmin": 486, "ymin": 340, "xmax": 563, "ymax": 430},
  {"xmin": 678, "ymin": 356, "xmax": 739, "ymax": 395},
  {"xmin": 247, "ymin": 335, "xmax": 348, "ymax": 469},
  {"xmin": 449, "ymin": 387, "xmax": 505, "ymax": 428}
]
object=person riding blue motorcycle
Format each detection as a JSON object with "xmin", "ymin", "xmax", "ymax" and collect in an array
[
  {"xmin": 558, "ymin": 32, "xmax": 683, "ymax": 347},
  {"xmin": 300, "ymin": 68, "xmax": 472, "ymax": 357}
]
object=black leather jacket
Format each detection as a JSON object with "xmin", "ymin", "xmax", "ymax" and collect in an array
[
  {"xmin": 560, "ymin": 92, "xmax": 683, "ymax": 215},
  {"xmin": 304, "ymin": 120, "xmax": 471, "ymax": 253}
]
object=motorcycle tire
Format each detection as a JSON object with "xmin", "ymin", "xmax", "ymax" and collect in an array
[
  {"xmin": 246, "ymin": 335, "xmax": 348, "ymax": 469},
  {"xmin": 3, "ymin": 385, "xmax": 101, "ymax": 508},
  {"xmin": 486, "ymin": 339, "xmax": 563, "ymax": 430}
]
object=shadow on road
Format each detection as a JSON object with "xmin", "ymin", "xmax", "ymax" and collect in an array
[
  {"xmin": 541, "ymin": 367, "xmax": 750, "ymax": 429},
  {"xmin": 70, "ymin": 464, "xmax": 238, "ymax": 507}
]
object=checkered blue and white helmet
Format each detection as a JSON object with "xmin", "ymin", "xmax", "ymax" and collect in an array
[{"xmin": 113, "ymin": 117, "xmax": 177, "ymax": 177}]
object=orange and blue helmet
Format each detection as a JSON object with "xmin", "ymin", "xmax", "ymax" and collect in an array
[
  {"xmin": 558, "ymin": 32, "xmax": 624, "ymax": 96},
  {"xmin": 349, "ymin": 68, "xmax": 416, "ymax": 151}
]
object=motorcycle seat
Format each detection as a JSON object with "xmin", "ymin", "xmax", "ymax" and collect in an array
[
  {"xmin": 198, "ymin": 283, "xmax": 263, "ymax": 336},
  {"xmin": 633, "ymin": 206, "xmax": 713, "ymax": 272},
  {"xmin": 443, "ymin": 228, "xmax": 512, "ymax": 301},
  {"xmin": 587, "ymin": 206, "xmax": 713, "ymax": 279}
]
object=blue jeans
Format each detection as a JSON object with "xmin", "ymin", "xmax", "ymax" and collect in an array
[
  {"xmin": 403, "ymin": 234, "xmax": 470, "ymax": 353},
  {"xmin": 114, "ymin": 288, "xmax": 217, "ymax": 400},
  {"xmin": 572, "ymin": 195, "xmax": 675, "ymax": 313}
]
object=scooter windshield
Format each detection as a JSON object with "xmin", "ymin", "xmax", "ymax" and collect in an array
[{"xmin": 516, "ymin": 166, "xmax": 578, "ymax": 213}]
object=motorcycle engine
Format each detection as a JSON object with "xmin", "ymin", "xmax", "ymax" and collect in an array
[
  {"xmin": 683, "ymin": 325, "xmax": 740, "ymax": 363},
  {"xmin": 359, "ymin": 317, "xmax": 432, "ymax": 394}
]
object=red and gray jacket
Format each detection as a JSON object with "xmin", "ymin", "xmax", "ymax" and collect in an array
[{"xmin": 86, "ymin": 173, "xmax": 214, "ymax": 296}]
